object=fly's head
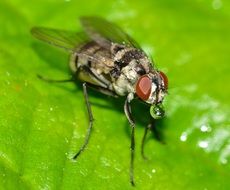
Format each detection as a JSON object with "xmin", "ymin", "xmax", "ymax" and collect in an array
[{"xmin": 135, "ymin": 71, "xmax": 168, "ymax": 119}]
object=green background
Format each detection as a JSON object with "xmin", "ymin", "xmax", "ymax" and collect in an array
[{"xmin": 0, "ymin": 0, "xmax": 229, "ymax": 189}]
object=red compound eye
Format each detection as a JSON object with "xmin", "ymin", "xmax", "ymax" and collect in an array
[
  {"xmin": 136, "ymin": 75, "xmax": 152, "ymax": 101},
  {"xmin": 159, "ymin": 71, "xmax": 168, "ymax": 90}
]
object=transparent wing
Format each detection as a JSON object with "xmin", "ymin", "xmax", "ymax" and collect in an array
[
  {"xmin": 31, "ymin": 27, "xmax": 90, "ymax": 52},
  {"xmin": 80, "ymin": 16, "xmax": 141, "ymax": 50},
  {"xmin": 31, "ymin": 27, "xmax": 114, "ymax": 67}
]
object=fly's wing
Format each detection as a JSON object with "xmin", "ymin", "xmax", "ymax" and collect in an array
[
  {"xmin": 80, "ymin": 16, "xmax": 141, "ymax": 50},
  {"xmin": 31, "ymin": 27, "xmax": 90, "ymax": 52},
  {"xmin": 31, "ymin": 26, "xmax": 114, "ymax": 65}
]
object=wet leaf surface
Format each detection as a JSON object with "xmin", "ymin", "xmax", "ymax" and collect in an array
[{"xmin": 0, "ymin": 0, "xmax": 229, "ymax": 189}]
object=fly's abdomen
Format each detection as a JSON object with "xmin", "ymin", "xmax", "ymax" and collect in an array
[{"xmin": 69, "ymin": 41, "xmax": 115, "ymax": 88}]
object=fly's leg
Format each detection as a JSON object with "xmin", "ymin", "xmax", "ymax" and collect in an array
[
  {"xmin": 37, "ymin": 74, "xmax": 74, "ymax": 83},
  {"xmin": 141, "ymin": 123, "xmax": 152, "ymax": 160},
  {"xmin": 141, "ymin": 121, "xmax": 165, "ymax": 160},
  {"xmin": 80, "ymin": 65, "xmax": 110, "ymax": 88},
  {"xmin": 124, "ymin": 96, "xmax": 135, "ymax": 186},
  {"xmin": 37, "ymin": 74, "xmax": 94, "ymax": 159},
  {"xmin": 73, "ymin": 82, "xmax": 94, "ymax": 159},
  {"xmin": 152, "ymin": 122, "xmax": 165, "ymax": 144},
  {"xmin": 86, "ymin": 83, "xmax": 118, "ymax": 97}
]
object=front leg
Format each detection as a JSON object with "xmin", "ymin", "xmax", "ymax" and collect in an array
[
  {"xmin": 141, "ymin": 120, "xmax": 165, "ymax": 160},
  {"xmin": 124, "ymin": 93, "xmax": 135, "ymax": 186},
  {"xmin": 141, "ymin": 123, "xmax": 152, "ymax": 160}
]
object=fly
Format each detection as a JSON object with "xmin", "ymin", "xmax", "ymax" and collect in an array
[{"xmin": 31, "ymin": 17, "xmax": 168, "ymax": 186}]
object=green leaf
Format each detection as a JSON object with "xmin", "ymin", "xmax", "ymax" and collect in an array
[{"xmin": 0, "ymin": 0, "xmax": 229, "ymax": 189}]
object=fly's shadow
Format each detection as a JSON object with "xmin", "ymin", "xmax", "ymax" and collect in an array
[
  {"xmin": 32, "ymin": 42, "xmax": 69, "ymax": 72},
  {"xmin": 31, "ymin": 42, "xmax": 79, "ymax": 93}
]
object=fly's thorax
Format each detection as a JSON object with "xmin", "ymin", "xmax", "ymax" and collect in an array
[
  {"xmin": 111, "ymin": 43, "xmax": 125, "ymax": 55},
  {"xmin": 111, "ymin": 43, "xmax": 151, "ymax": 70},
  {"xmin": 110, "ymin": 44, "xmax": 154, "ymax": 96},
  {"xmin": 111, "ymin": 60, "xmax": 141, "ymax": 96},
  {"xmin": 135, "ymin": 71, "xmax": 168, "ymax": 104}
]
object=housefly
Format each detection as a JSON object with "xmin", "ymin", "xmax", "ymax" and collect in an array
[{"xmin": 31, "ymin": 17, "xmax": 168, "ymax": 186}]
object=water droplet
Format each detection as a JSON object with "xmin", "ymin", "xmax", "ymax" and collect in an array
[
  {"xmin": 198, "ymin": 140, "xmax": 209, "ymax": 149},
  {"xmin": 152, "ymin": 169, "xmax": 156, "ymax": 173},
  {"xmin": 180, "ymin": 132, "xmax": 187, "ymax": 142},
  {"xmin": 200, "ymin": 124, "xmax": 211, "ymax": 133},
  {"xmin": 150, "ymin": 104, "xmax": 165, "ymax": 119}
]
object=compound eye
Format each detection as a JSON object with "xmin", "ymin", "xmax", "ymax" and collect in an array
[
  {"xmin": 159, "ymin": 71, "xmax": 168, "ymax": 90},
  {"xmin": 136, "ymin": 75, "xmax": 152, "ymax": 101}
]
